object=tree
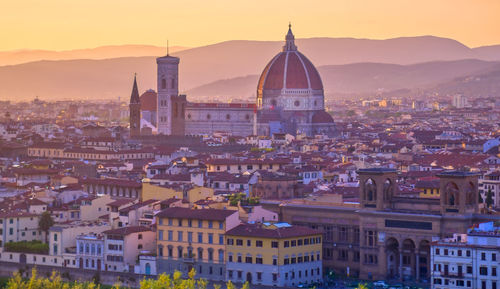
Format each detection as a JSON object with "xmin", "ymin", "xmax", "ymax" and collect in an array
[
  {"xmin": 485, "ymin": 189, "xmax": 494, "ymax": 209},
  {"xmin": 478, "ymin": 191, "xmax": 484, "ymax": 204},
  {"xmin": 38, "ymin": 211, "xmax": 54, "ymax": 244}
]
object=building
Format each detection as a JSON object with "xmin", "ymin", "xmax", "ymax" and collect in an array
[
  {"xmin": 155, "ymin": 207, "xmax": 240, "ymax": 281},
  {"xmin": 76, "ymin": 233, "xmax": 105, "ymax": 270},
  {"xmin": 452, "ymin": 94, "xmax": 468, "ymax": 109},
  {"xmin": 102, "ymin": 226, "xmax": 155, "ymax": 272},
  {"xmin": 0, "ymin": 212, "xmax": 41, "ymax": 247},
  {"xmin": 255, "ymin": 24, "xmax": 334, "ymax": 136},
  {"xmin": 479, "ymin": 171, "xmax": 500, "ymax": 209},
  {"xmin": 261, "ymin": 169, "xmax": 493, "ymax": 281},
  {"xmin": 131, "ymin": 25, "xmax": 333, "ymax": 137},
  {"xmin": 430, "ymin": 222, "xmax": 499, "ymax": 289},
  {"xmin": 225, "ymin": 222, "xmax": 322, "ymax": 287}
]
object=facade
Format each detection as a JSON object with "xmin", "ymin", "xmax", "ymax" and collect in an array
[
  {"xmin": 261, "ymin": 169, "xmax": 490, "ymax": 281},
  {"xmin": 0, "ymin": 212, "xmax": 41, "ymax": 247},
  {"xmin": 225, "ymin": 222, "xmax": 323, "ymax": 287},
  {"xmin": 76, "ymin": 233, "xmax": 105, "ymax": 270},
  {"xmin": 430, "ymin": 222, "xmax": 499, "ymax": 289},
  {"xmin": 155, "ymin": 207, "xmax": 240, "ymax": 281},
  {"xmin": 479, "ymin": 171, "xmax": 500, "ymax": 208},
  {"xmin": 103, "ymin": 226, "xmax": 155, "ymax": 272}
]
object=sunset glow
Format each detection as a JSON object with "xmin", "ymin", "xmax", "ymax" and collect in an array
[{"xmin": 2, "ymin": 0, "xmax": 500, "ymax": 51}]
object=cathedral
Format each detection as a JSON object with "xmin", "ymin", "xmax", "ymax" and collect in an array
[{"xmin": 129, "ymin": 25, "xmax": 334, "ymax": 138}]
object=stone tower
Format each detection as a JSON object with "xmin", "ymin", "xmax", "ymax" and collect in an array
[
  {"xmin": 129, "ymin": 74, "xmax": 141, "ymax": 138},
  {"xmin": 438, "ymin": 171, "xmax": 479, "ymax": 215},
  {"xmin": 156, "ymin": 51, "xmax": 184, "ymax": 135}
]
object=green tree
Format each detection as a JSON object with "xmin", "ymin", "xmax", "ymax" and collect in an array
[
  {"xmin": 485, "ymin": 189, "xmax": 494, "ymax": 208},
  {"xmin": 478, "ymin": 191, "xmax": 484, "ymax": 204},
  {"xmin": 38, "ymin": 211, "xmax": 54, "ymax": 244}
]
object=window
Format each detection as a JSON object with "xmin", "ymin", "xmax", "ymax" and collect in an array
[
  {"xmin": 158, "ymin": 230, "xmax": 164, "ymax": 240},
  {"xmin": 237, "ymin": 271, "xmax": 242, "ymax": 279},
  {"xmin": 492, "ymin": 267, "xmax": 497, "ymax": 276},
  {"xmin": 256, "ymin": 257, "xmax": 263, "ymax": 264},
  {"xmin": 458, "ymin": 250, "xmax": 462, "ymax": 256},
  {"xmin": 188, "ymin": 232, "xmax": 193, "ymax": 242},
  {"xmin": 284, "ymin": 241, "xmax": 290, "ymax": 248},
  {"xmin": 272, "ymin": 273, "xmax": 278, "ymax": 282},
  {"xmin": 228, "ymin": 270, "xmax": 233, "ymax": 279},
  {"xmin": 168, "ymin": 230, "xmax": 173, "ymax": 241},
  {"xmin": 435, "ymin": 248, "xmax": 440, "ymax": 255},
  {"xmin": 271, "ymin": 241, "xmax": 278, "ymax": 248},
  {"xmin": 188, "ymin": 220, "xmax": 192, "ymax": 227},
  {"xmin": 228, "ymin": 254, "xmax": 233, "ymax": 262},
  {"xmin": 54, "ymin": 234, "xmax": 58, "ymax": 241},
  {"xmin": 198, "ymin": 220, "xmax": 202, "ymax": 228},
  {"xmin": 493, "ymin": 253, "xmax": 497, "ymax": 261},
  {"xmin": 479, "ymin": 266, "xmax": 488, "ymax": 275},
  {"xmin": 237, "ymin": 255, "xmax": 242, "ymax": 263},
  {"xmin": 219, "ymin": 222, "xmax": 224, "ymax": 229},
  {"xmin": 208, "ymin": 221, "xmax": 213, "ymax": 228},
  {"xmin": 208, "ymin": 234, "xmax": 213, "ymax": 244},
  {"xmin": 291, "ymin": 240, "xmax": 296, "ymax": 247},
  {"xmin": 481, "ymin": 252, "xmax": 486, "ymax": 260},
  {"xmin": 298, "ymin": 239, "xmax": 303, "ymax": 246},
  {"xmin": 178, "ymin": 231, "xmax": 183, "ymax": 242},
  {"xmin": 178, "ymin": 219, "xmax": 182, "ymax": 227},
  {"xmin": 227, "ymin": 238, "xmax": 234, "ymax": 245},
  {"xmin": 467, "ymin": 266, "xmax": 472, "ymax": 274},
  {"xmin": 364, "ymin": 230, "xmax": 376, "ymax": 247},
  {"xmin": 256, "ymin": 240, "xmax": 263, "ymax": 247},
  {"xmin": 247, "ymin": 240, "xmax": 251, "ymax": 247},
  {"xmin": 219, "ymin": 234, "xmax": 224, "ymax": 244},
  {"xmin": 245, "ymin": 256, "xmax": 252, "ymax": 264},
  {"xmin": 257, "ymin": 272, "xmax": 262, "ymax": 281},
  {"xmin": 236, "ymin": 239, "xmax": 243, "ymax": 246}
]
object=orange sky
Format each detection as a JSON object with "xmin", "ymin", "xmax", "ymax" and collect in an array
[{"xmin": 2, "ymin": 0, "xmax": 500, "ymax": 51}]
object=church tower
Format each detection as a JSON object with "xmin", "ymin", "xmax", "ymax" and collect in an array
[
  {"xmin": 156, "ymin": 49, "xmax": 185, "ymax": 135},
  {"xmin": 129, "ymin": 74, "xmax": 141, "ymax": 138}
]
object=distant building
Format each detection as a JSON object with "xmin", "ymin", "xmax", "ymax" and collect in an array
[
  {"xmin": 430, "ymin": 222, "xmax": 499, "ymax": 289},
  {"xmin": 452, "ymin": 94, "xmax": 468, "ymax": 109}
]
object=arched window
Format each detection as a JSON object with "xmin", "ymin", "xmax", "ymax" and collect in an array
[{"xmin": 365, "ymin": 179, "xmax": 376, "ymax": 201}]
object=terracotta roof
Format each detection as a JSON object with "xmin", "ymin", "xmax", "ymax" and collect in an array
[
  {"xmin": 103, "ymin": 225, "xmax": 151, "ymax": 236},
  {"xmin": 226, "ymin": 223, "xmax": 321, "ymax": 239},
  {"xmin": 156, "ymin": 207, "xmax": 237, "ymax": 221},
  {"xmin": 140, "ymin": 89, "xmax": 157, "ymax": 111}
]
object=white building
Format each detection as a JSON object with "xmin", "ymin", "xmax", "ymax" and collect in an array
[
  {"xmin": 452, "ymin": 94, "xmax": 468, "ymax": 109},
  {"xmin": 76, "ymin": 233, "xmax": 105, "ymax": 270},
  {"xmin": 431, "ymin": 222, "xmax": 499, "ymax": 289},
  {"xmin": 479, "ymin": 171, "xmax": 500, "ymax": 209}
]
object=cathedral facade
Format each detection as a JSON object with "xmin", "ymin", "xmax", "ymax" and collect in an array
[{"xmin": 129, "ymin": 25, "xmax": 334, "ymax": 137}]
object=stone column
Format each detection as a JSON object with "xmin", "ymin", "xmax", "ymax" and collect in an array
[
  {"xmin": 415, "ymin": 252, "xmax": 420, "ymax": 281},
  {"xmin": 399, "ymin": 253, "xmax": 403, "ymax": 280}
]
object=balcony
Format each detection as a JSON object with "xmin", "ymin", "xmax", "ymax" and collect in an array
[{"xmin": 183, "ymin": 253, "xmax": 196, "ymax": 263}]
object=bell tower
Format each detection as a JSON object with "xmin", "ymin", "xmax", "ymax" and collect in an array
[
  {"xmin": 358, "ymin": 168, "xmax": 397, "ymax": 210},
  {"xmin": 129, "ymin": 74, "xmax": 141, "ymax": 138},
  {"xmin": 156, "ymin": 49, "xmax": 180, "ymax": 135},
  {"xmin": 438, "ymin": 171, "xmax": 479, "ymax": 214}
]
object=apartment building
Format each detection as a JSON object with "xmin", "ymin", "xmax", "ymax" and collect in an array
[
  {"xmin": 431, "ymin": 222, "xmax": 499, "ymax": 289},
  {"xmin": 155, "ymin": 207, "xmax": 240, "ymax": 281},
  {"xmin": 225, "ymin": 222, "xmax": 323, "ymax": 287}
]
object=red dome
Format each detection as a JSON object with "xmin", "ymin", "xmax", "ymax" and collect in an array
[
  {"xmin": 312, "ymin": 111, "xmax": 334, "ymax": 123},
  {"xmin": 257, "ymin": 51, "xmax": 323, "ymax": 92},
  {"xmin": 140, "ymin": 89, "xmax": 157, "ymax": 111}
]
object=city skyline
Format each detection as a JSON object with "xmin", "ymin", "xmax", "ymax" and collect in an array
[{"xmin": 2, "ymin": 0, "xmax": 500, "ymax": 51}]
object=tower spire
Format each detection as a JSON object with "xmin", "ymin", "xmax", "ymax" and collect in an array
[
  {"xmin": 283, "ymin": 23, "xmax": 297, "ymax": 51},
  {"xmin": 167, "ymin": 40, "xmax": 169, "ymax": 56},
  {"xmin": 130, "ymin": 73, "xmax": 140, "ymax": 104}
]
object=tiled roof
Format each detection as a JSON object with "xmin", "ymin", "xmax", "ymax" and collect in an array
[
  {"xmin": 156, "ymin": 207, "xmax": 237, "ymax": 221},
  {"xmin": 226, "ymin": 223, "xmax": 321, "ymax": 239},
  {"xmin": 103, "ymin": 225, "xmax": 152, "ymax": 236}
]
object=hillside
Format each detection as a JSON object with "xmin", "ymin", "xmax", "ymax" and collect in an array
[{"xmin": 3, "ymin": 36, "xmax": 500, "ymax": 101}]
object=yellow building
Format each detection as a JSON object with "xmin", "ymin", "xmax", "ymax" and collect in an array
[
  {"xmin": 206, "ymin": 159, "xmax": 288, "ymax": 174},
  {"xmin": 225, "ymin": 222, "xmax": 322, "ymax": 287},
  {"xmin": 416, "ymin": 179, "xmax": 440, "ymax": 199},
  {"xmin": 141, "ymin": 182, "xmax": 214, "ymax": 204},
  {"xmin": 156, "ymin": 207, "xmax": 239, "ymax": 281}
]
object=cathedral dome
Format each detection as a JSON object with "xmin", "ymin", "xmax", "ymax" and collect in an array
[
  {"xmin": 140, "ymin": 89, "xmax": 157, "ymax": 111},
  {"xmin": 257, "ymin": 25, "xmax": 323, "ymax": 99}
]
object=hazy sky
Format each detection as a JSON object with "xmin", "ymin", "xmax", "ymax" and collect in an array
[{"xmin": 2, "ymin": 0, "xmax": 500, "ymax": 51}]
